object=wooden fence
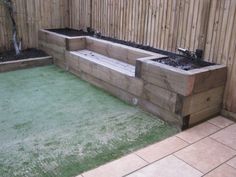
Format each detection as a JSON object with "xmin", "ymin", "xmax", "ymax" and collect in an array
[
  {"xmin": 1, "ymin": 0, "xmax": 236, "ymax": 115},
  {"xmin": 0, "ymin": 0, "xmax": 69, "ymax": 51}
]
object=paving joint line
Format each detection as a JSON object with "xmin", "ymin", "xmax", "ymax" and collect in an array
[
  {"xmin": 174, "ymin": 135, "xmax": 190, "ymax": 144},
  {"xmin": 207, "ymin": 120, "xmax": 234, "ymax": 129},
  {"xmin": 208, "ymin": 136, "xmax": 236, "ymax": 152},
  {"xmin": 202, "ymin": 156, "xmax": 236, "ymax": 177},
  {"xmin": 226, "ymin": 155, "xmax": 236, "ymax": 170},
  {"xmin": 173, "ymin": 154, "xmax": 204, "ymax": 174},
  {"xmin": 176, "ymin": 122, "xmax": 235, "ymax": 146},
  {"xmin": 123, "ymin": 143, "xmax": 191, "ymax": 177},
  {"xmin": 122, "ymin": 155, "xmax": 174, "ymax": 177},
  {"xmin": 133, "ymin": 153, "xmax": 149, "ymax": 164},
  {"xmin": 79, "ymin": 122, "xmax": 236, "ymax": 177}
]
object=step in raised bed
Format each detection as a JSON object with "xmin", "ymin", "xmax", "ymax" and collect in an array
[{"xmin": 39, "ymin": 29, "xmax": 227, "ymax": 129}]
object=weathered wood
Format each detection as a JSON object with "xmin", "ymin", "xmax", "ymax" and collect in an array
[
  {"xmin": 140, "ymin": 60, "xmax": 195, "ymax": 96},
  {"xmin": 0, "ymin": 56, "xmax": 53, "ymax": 73},
  {"xmin": 140, "ymin": 59, "xmax": 227, "ymax": 97},
  {"xmin": 38, "ymin": 41, "xmax": 65, "ymax": 55},
  {"xmin": 65, "ymin": 51, "xmax": 80, "ymax": 73},
  {"xmin": 191, "ymin": 65, "xmax": 227, "ymax": 93},
  {"xmin": 39, "ymin": 30, "xmax": 67, "ymax": 47},
  {"xmin": 77, "ymin": 70, "xmax": 139, "ymax": 106},
  {"xmin": 70, "ymin": 51, "xmax": 143, "ymax": 97},
  {"xmin": 138, "ymin": 99, "xmax": 182, "ymax": 129},
  {"xmin": 66, "ymin": 37, "xmax": 86, "ymax": 51},
  {"xmin": 135, "ymin": 56, "xmax": 161, "ymax": 78},
  {"xmin": 39, "ymin": 30, "xmax": 227, "ymax": 129},
  {"xmin": 85, "ymin": 37, "xmax": 160, "ymax": 65},
  {"xmin": 189, "ymin": 105, "xmax": 221, "ymax": 126},
  {"xmin": 142, "ymin": 83, "xmax": 179, "ymax": 113},
  {"xmin": 73, "ymin": 50, "xmax": 136, "ymax": 76},
  {"xmin": 181, "ymin": 86, "xmax": 225, "ymax": 116},
  {"xmin": 38, "ymin": 30, "xmax": 68, "ymax": 70}
]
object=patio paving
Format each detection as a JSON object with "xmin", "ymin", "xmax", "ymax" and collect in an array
[{"xmin": 80, "ymin": 116, "xmax": 236, "ymax": 177}]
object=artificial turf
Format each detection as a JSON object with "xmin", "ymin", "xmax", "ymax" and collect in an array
[{"xmin": 0, "ymin": 66, "xmax": 178, "ymax": 177}]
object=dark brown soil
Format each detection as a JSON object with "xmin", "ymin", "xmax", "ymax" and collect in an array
[
  {"xmin": 0, "ymin": 48, "xmax": 48, "ymax": 62},
  {"xmin": 47, "ymin": 28, "xmax": 91, "ymax": 37},
  {"xmin": 154, "ymin": 56, "xmax": 214, "ymax": 71},
  {"xmin": 46, "ymin": 28, "xmax": 181, "ymax": 57},
  {"xmin": 46, "ymin": 28, "xmax": 216, "ymax": 70}
]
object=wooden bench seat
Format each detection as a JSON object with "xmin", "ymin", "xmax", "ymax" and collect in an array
[
  {"xmin": 68, "ymin": 50, "xmax": 143, "ymax": 97},
  {"xmin": 72, "ymin": 50, "xmax": 135, "ymax": 77}
]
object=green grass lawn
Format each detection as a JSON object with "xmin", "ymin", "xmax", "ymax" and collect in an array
[{"xmin": 0, "ymin": 66, "xmax": 178, "ymax": 177}]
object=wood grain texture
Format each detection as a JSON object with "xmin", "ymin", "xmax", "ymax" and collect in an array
[
  {"xmin": 140, "ymin": 60, "xmax": 195, "ymax": 96},
  {"xmin": 0, "ymin": 57, "xmax": 53, "ymax": 73},
  {"xmin": 189, "ymin": 105, "xmax": 221, "ymax": 126},
  {"xmin": 142, "ymin": 83, "xmax": 179, "ymax": 113},
  {"xmin": 66, "ymin": 37, "xmax": 86, "ymax": 51},
  {"xmin": 181, "ymin": 86, "xmax": 225, "ymax": 116},
  {"xmin": 139, "ymin": 99, "xmax": 182, "ymax": 129},
  {"xmin": 71, "ymin": 51, "xmax": 143, "ymax": 97}
]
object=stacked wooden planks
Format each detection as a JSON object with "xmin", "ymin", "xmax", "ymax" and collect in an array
[
  {"xmin": 39, "ymin": 30, "xmax": 227, "ymax": 128},
  {"xmin": 38, "ymin": 30, "xmax": 67, "ymax": 69},
  {"xmin": 138, "ymin": 60, "xmax": 227, "ymax": 126}
]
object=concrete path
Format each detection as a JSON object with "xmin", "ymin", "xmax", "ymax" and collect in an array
[{"xmin": 79, "ymin": 116, "xmax": 236, "ymax": 177}]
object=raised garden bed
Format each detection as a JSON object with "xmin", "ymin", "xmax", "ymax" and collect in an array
[
  {"xmin": 136, "ymin": 57, "xmax": 227, "ymax": 128},
  {"xmin": 39, "ymin": 29, "xmax": 227, "ymax": 129},
  {"xmin": 0, "ymin": 48, "xmax": 52, "ymax": 73},
  {"xmin": 43, "ymin": 28, "xmax": 181, "ymax": 57}
]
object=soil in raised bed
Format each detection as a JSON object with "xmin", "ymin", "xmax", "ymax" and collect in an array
[
  {"xmin": 47, "ymin": 28, "xmax": 94, "ymax": 37},
  {"xmin": 0, "ymin": 48, "xmax": 48, "ymax": 62},
  {"xmin": 153, "ymin": 56, "xmax": 214, "ymax": 71},
  {"xmin": 46, "ymin": 28, "xmax": 216, "ymax": 69},
  {"xmin": 48, "ymin": 28, "xmax": 175, "ymax": 56}
]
